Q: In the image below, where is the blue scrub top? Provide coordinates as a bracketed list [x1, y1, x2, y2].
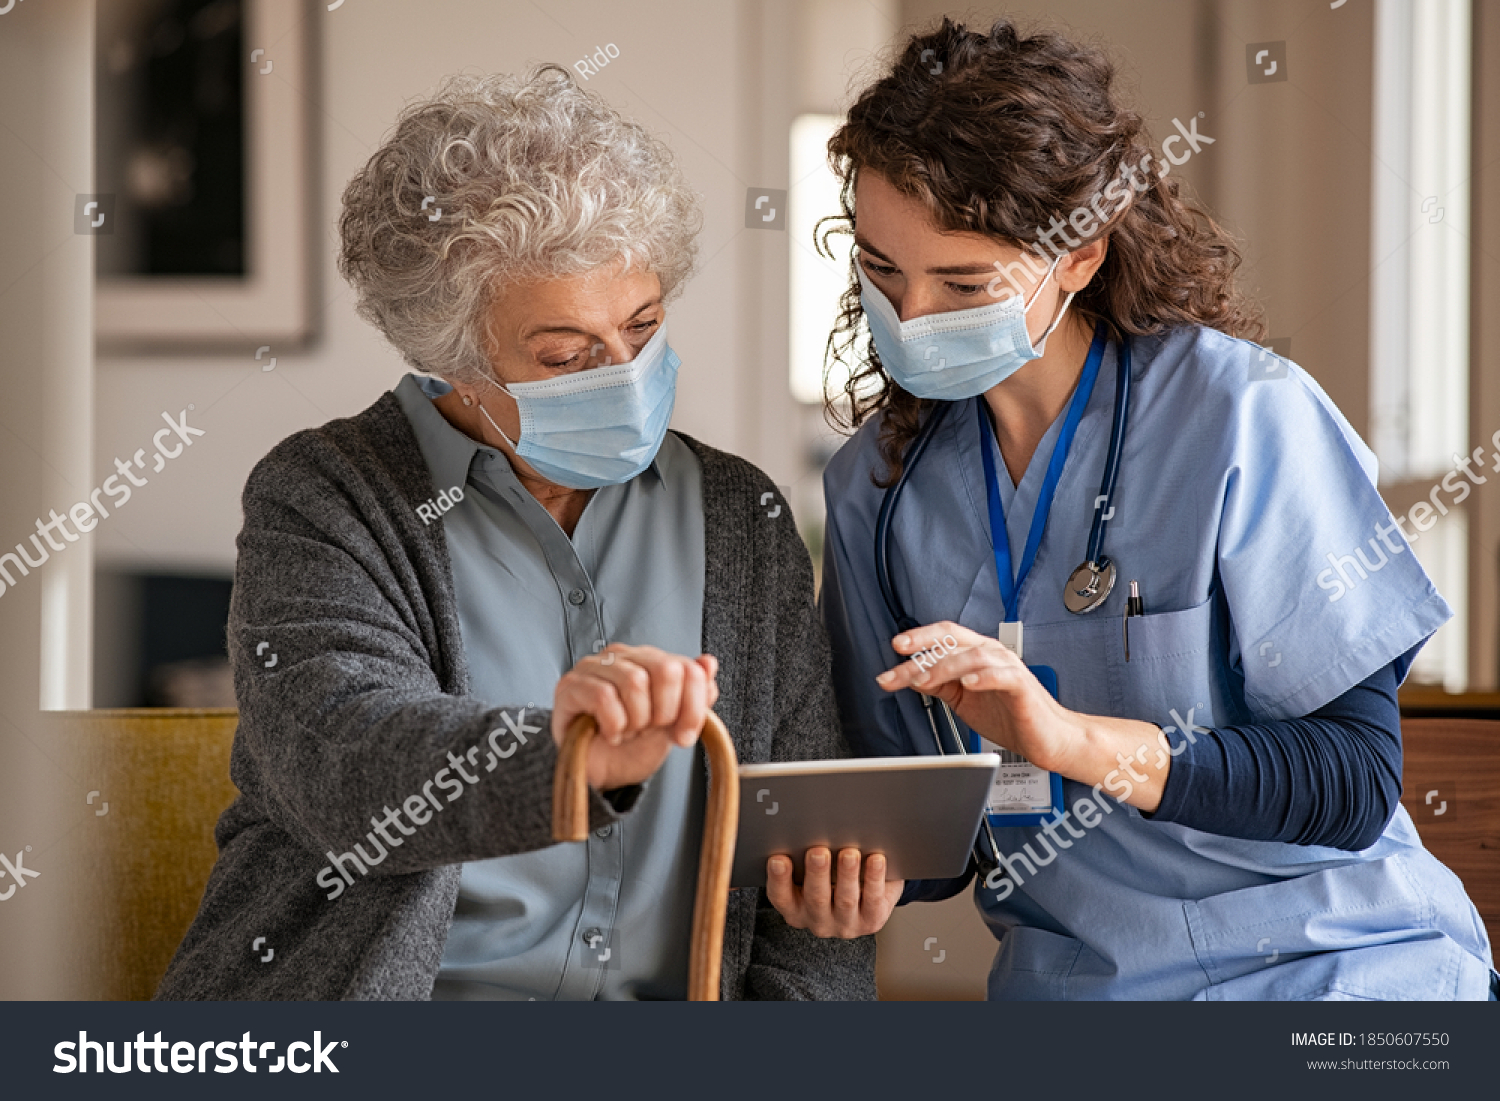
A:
[821, 325, 1494, 1000]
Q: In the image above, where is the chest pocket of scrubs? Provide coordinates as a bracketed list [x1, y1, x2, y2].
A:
[1107, 597, 1222, 733]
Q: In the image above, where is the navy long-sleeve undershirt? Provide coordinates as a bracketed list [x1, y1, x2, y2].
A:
[899, 650, 1410, 905]
[1150, 656, 1404, 851]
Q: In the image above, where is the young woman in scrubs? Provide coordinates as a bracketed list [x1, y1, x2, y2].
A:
[818, 19, 1497, 1000]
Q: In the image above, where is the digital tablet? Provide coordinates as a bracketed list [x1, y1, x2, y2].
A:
[730, 754, 1000, 888]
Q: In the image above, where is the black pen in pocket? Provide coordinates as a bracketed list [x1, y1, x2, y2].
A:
[1124, 580, 1144, 661]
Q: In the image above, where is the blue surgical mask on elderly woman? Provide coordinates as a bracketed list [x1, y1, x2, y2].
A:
[476, 323, 681, 489]
[857, 254, 1075, 401]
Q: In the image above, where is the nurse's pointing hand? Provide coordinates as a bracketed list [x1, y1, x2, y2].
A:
[766, 847, 903, 938]
[878, 622, 1080, 776]
[878, 623, 1171, 812]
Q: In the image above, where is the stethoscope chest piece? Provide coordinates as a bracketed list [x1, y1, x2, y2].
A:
[1064, 557, 1116, 614]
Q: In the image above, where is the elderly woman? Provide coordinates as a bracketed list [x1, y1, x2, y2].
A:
[155, 66, 895, 1001]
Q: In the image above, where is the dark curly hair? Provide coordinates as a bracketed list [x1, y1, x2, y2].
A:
[820, 18, 1265, 484]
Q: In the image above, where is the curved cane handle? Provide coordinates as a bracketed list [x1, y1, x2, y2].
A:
[551, 711, 739, 1001]
[551, 713, 605, 844]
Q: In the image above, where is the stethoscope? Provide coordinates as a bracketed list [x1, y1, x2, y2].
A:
[873, 328, 1132, 872]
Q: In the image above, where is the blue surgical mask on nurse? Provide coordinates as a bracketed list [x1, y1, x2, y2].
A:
[857, 252, 1076, 400]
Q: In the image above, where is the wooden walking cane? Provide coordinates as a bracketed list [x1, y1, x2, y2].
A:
[552, 711, 740, 1001]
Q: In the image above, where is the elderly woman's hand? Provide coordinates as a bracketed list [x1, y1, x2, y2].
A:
[551, 644, 720, 791]
[767, 848, 904, 938]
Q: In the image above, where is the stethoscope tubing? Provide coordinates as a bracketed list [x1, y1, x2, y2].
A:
[1084, 332, 1131, 567]
[874, 400, 950, 634]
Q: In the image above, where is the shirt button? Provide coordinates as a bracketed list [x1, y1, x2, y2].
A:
[583, 928, 604, 948]
[595, 825, 613, 839]
[568, 588, 586, 605]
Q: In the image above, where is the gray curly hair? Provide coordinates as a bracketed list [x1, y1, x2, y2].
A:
[338, 65, 701, 384]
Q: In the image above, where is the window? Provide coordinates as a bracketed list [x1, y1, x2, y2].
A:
[788, 113, 851, 406]
[1370, 0, 1472, 689]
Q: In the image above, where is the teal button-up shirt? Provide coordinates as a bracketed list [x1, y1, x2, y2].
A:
[394, 373, 706, 1000]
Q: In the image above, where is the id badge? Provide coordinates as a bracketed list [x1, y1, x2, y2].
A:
[970, 663, 1066, 827]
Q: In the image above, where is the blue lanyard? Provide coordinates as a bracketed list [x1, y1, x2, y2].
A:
[978, 322, 1109, 622]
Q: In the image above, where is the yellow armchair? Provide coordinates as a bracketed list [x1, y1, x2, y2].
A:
[47, 709, 238, 1001]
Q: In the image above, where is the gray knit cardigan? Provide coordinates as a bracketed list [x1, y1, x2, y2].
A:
[154, 392, 877, 1000]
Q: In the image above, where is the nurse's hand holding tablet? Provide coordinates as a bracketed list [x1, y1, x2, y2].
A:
[877, 624, 1168, 812]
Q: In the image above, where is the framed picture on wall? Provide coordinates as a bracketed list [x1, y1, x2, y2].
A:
[94, 0, 313, 350]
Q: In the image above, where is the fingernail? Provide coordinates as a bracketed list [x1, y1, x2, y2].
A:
[809, 851, 827, 868]
[872, 855, 885, 872]
[894, 634, 910, 649]
[841, 851, 857, 867]
[912, 669, 928, 684]
[962, 673, 978, 686]
[876, 670, 895, 685]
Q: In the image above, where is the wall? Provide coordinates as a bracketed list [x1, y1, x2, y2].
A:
[0, 0, 99, 1000]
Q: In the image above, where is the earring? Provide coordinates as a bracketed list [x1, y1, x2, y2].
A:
[462, 395, 473, 407]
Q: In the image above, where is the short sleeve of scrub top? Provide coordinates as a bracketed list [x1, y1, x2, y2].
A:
[820, 325, 1493, 1000]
